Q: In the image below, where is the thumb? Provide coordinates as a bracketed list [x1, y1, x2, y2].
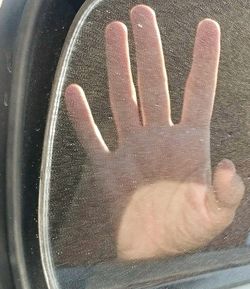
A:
[212, 159, 245, 210]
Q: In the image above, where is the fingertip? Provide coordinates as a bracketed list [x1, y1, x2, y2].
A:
[214, 159, 236, 190]
[196, 18, 221, 48]
[131, 4, 155, 15]
[105, 21, 127, 36]
[65, 84, 86, 116]
[213, 159, 244, 209]
[216, 159, 236, 174]
[213, 168, 245, 210]
[130, 4, 156, 22]
[198, 18, 220, 33]
[105, 21, 128, 51]
[65, 83, 83, 99]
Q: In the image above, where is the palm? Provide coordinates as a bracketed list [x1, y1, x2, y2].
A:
[65, 5, 244, 260]
[99, 124, 209, 188]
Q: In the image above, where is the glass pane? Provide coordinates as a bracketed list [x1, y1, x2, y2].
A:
[39, 0, 250, 288]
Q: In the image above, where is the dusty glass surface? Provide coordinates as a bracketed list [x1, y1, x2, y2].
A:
[39, 0, 250, 288]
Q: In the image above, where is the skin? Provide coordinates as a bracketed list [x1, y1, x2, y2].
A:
[64, 5, 245, 261]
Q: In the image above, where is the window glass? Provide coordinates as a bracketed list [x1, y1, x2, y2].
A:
[39, 0, 250, 288]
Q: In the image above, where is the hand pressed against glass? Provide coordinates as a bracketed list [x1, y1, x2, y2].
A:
[65, 5, 245, 260]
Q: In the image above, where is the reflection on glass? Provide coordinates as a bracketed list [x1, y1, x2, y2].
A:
[39, 1, 250, 288]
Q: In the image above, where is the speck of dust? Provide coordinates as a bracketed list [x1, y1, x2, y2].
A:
[137, 23, 143, 28]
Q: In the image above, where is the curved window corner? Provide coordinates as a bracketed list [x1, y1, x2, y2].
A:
[5, 0, 81, 289]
